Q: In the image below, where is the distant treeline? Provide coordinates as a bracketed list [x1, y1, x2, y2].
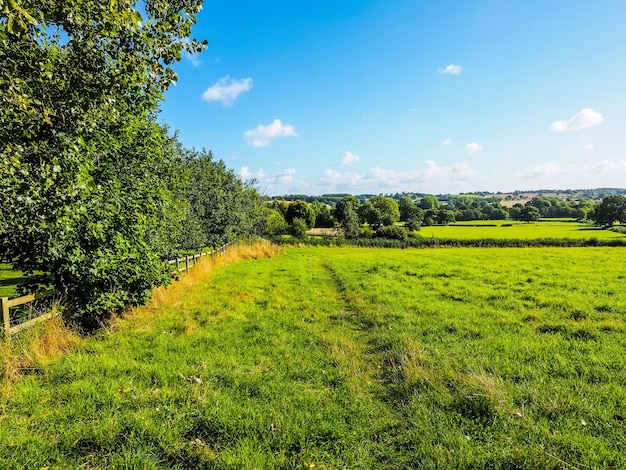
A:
[263, 193, 626, 241]
[274, 188, 626, 205]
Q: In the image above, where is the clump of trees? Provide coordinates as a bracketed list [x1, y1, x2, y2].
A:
[266, 192, 623, 242]
[0, 0, 262, 328]
[589, 195, 626, 227]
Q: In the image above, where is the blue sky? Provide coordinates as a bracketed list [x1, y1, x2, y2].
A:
[159, 0, 626, 196]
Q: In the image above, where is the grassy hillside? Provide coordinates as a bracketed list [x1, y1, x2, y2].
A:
[1, 244, 625, 468]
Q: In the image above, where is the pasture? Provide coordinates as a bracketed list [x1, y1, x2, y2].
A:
[0, 264, 23, 298]
[1, 244, 625, 468]
[417, 219, 622, 240]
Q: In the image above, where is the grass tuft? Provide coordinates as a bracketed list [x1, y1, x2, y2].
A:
[0, 307, 80, 392]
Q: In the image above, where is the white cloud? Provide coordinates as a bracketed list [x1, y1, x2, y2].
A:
[522, 159, 626, 180]
[339, 151, 360, 166]
[239, 166, 267, 180]
[202, 76, 253, 105]
[522, 163, 561, 179]
[584, 144, 595, 151]
[268, 168, 297, 185]
[550, 108, 604, 132]
[320, 160, 478, 193]
[243, 119, 298, 148]
[466, 142, 484, 155]
[439, 64, 462, 75]
[441, 138, 452, 146]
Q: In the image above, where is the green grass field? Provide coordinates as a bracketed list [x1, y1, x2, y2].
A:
[1, 245, 625, 468]
[0, 263, 24, 298]
[416, 219, 623, 240]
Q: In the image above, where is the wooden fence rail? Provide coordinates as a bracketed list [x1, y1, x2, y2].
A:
[1, 243, 232, 338]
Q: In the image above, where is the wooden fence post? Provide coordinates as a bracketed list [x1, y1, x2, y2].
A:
[185, 255, 189, 273]
[2, 297, 10, 339]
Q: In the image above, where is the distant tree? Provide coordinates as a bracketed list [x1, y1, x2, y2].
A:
[418, 195, 441, 210]
[340, 208, 361, 239]
[262, 208, 289, 236]
[589, 195, 626, 227]
[398, 196, 425, 222]
[405, 218, 421, 232]
[285, 200, 316, 228]
[518, 206, 541, 223]
[527, 197, 552, 217]
[436, 210, 456, 225]
[333, 196, 361, 222]
[358, 196, 400, 229]
[311, 201, 334, 228]
[508, 203, 524, 221]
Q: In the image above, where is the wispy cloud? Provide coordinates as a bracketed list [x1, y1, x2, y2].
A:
[321, 160, 478, 193]
[202, 76, 253, 105]
[441, 138, 452, 146]
[243, 119, 298, 148]
[439, 64, 462, 75]
[550, 108, 604, 132]
[522, 159, 626, 180]
[183, 50, 201, 67]
[339, 151, 360, 166]
[522, 163, 561, 179]
[466, 142, 484, 155]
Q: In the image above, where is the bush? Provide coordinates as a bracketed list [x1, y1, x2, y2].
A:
[405, 218, 421, 232]
[374, 226, 408, 240]
[289, 218, 309, 238]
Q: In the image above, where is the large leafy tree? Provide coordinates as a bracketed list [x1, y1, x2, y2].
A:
[358, 195, 400, 229]
[0, 0, 206, 325]
[285, 200, 316, 229]
[589, 195, 626, 227]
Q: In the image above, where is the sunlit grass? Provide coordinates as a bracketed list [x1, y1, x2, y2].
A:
[416, 219, 623, 239]
[0, 263, 23, 297]
[1, 244, 625, 468]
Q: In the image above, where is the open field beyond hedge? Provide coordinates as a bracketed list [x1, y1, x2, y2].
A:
[416, 219, 624, 240]
[1, 245, 625, 468]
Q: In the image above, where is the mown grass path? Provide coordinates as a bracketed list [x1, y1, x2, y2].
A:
[1, 246, 625, 468]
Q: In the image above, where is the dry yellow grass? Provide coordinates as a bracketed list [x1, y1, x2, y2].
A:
[0, 308, 80, 393]
[122, 240, 281, 321]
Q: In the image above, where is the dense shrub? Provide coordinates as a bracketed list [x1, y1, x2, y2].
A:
[374, 226, 408, 240]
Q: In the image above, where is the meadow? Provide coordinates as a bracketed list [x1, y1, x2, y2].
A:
[0, 264, 23, 298]
[415, 219, 622, 240]
[1, 243, 625, 468]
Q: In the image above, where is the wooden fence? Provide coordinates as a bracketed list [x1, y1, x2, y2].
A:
[1, 243, 232, 338]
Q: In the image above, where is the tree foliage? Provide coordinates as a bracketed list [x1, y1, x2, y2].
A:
[589, 195, 626, 227]
[176, 149, 262, 250]
[285, 200, 316, 229]
[0, 0, 268, 328]
[358, 196, 400, 229]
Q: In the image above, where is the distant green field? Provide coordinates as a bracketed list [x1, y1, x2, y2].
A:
[1, 245, 624, 468]
[0, 264, 23, 298]
[416, 219, 623, 240]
